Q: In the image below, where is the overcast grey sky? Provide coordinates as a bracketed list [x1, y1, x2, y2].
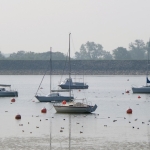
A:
[1, 0, 150, 56]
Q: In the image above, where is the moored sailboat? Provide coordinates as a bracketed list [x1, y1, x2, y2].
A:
[35, 48, 74, 102]
[53, 33, 97, 113]
[132, 40, 150, 93]
[54, 100, 97, 113]
[58, 78, 88, 89]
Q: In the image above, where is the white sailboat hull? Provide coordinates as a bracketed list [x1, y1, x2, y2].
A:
[53, 104, 97, 113]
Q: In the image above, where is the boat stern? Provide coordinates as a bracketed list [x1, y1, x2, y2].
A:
[89, 104, 97, 113]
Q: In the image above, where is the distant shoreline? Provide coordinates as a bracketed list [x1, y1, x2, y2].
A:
[0, 70, 146, 75]
[0, 60, 148, 75]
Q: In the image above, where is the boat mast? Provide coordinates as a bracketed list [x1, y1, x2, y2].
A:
[69, 33, 71, 97]
[50, 47, 52, 94]
[146, 40, 150, 86]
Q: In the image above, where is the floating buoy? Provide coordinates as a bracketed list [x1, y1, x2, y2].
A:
[127, 108, 132, 114]
[79, 89, 81, 92]
[15, 114, 21, 120]
[11, 98, 15, 102]
[41, 107, 47, 113]
[126, 90, 129, 93]
[138, 96, 141, 98]
[62, 100, 66, 105]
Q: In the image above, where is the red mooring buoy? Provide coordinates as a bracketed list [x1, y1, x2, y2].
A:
[15, 114, 21, 120]
[11, 98, 15, 102]
[138, 96, 141, 98]
[127, 108, 132, 114]
[41, 107, 47, 113]
[62, 100, 66, 105]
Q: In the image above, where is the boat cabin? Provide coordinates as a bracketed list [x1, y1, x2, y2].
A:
[47, 93, 60, 97]
[0, 88, 6, 91]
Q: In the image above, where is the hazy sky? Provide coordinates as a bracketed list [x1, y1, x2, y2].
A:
[1, 0, 150, 56]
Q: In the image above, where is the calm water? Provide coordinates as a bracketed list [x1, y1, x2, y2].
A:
[0, 75, 150, 150]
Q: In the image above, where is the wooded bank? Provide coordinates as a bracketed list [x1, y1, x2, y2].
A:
[0, 60, 148, 75]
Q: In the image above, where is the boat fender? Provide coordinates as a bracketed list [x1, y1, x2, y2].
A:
[62, 100, 66, 104]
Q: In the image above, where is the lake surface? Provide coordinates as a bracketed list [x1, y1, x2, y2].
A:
[0, 75, 150, 150]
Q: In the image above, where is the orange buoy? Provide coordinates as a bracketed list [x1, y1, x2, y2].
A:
[127, 108, 132, 114]
[62, 100, 66, 105]
[15, 114, 21, 119]
[11, 98, 15, 102]
[41, 107, 47, 113]
[138, 96, 141, 98]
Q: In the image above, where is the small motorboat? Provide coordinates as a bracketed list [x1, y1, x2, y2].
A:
[0, 84, 18, 97]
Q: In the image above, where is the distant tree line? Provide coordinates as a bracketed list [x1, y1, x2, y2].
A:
[75, 39, 150, 60]
[1, 39, 150, 60]
[2, 51, 67, 60]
